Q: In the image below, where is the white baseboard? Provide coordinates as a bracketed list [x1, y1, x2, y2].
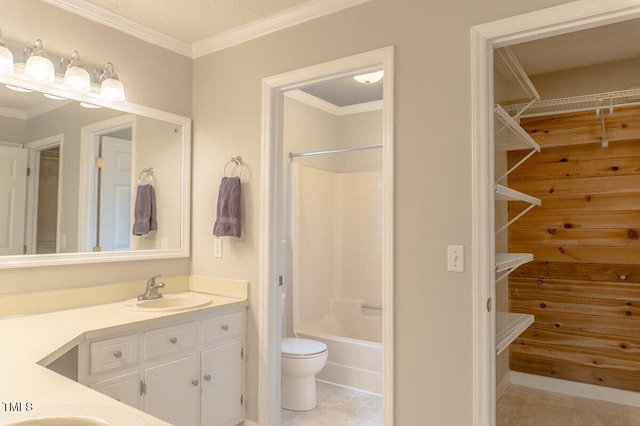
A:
[496, 370, 511, 400]
[243, 420, 259, 426]
[510, 371, 640, 407]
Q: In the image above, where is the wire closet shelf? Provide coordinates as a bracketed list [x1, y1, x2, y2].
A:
[502, 87, 640, 118]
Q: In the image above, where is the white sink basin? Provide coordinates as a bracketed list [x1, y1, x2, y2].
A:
[0, 406, 148, 426]
[6, 417, 107, 426]
[123, 292, 213, 312]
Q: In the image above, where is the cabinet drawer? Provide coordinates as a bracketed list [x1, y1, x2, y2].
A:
[202, 311, 243, 345]
[144, 322, 196, 359]
[90, 334, 138, 374]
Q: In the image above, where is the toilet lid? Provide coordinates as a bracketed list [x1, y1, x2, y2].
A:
[282, 338, 327, 356]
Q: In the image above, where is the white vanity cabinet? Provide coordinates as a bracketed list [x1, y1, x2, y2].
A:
[144, 354, 200, 426]
[78, 307, 246, 426]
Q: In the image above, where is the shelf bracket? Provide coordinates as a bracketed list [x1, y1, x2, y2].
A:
[496, 203, 537, 234]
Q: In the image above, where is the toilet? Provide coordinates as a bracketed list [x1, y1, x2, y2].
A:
[281, 293, 328, 411]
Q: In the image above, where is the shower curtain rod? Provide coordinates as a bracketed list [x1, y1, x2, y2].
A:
[289, 144, 382, 160]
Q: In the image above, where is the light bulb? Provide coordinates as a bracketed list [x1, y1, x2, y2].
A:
[0, 28, 13, 73]
[24, 39, 54, 83]
[99, 62, 125, 101]
[63, 51, 91, 92]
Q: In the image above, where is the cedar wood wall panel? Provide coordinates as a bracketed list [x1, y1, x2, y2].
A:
[508, 106, 640, 392]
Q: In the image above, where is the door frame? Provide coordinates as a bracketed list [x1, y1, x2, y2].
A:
[24, 134, 64, 254]
[259, 46, 394, 425]
[78, 114, 136, 252]
[471, 1, 640, 425]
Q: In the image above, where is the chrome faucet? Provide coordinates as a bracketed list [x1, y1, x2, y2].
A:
[138, 275, 165, 300]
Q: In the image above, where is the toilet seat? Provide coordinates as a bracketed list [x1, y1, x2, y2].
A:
[282, 337, 327, 358]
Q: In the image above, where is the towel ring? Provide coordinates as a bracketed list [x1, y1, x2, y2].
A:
[223, 156, 242, 178]
[138, 167, 154, 185]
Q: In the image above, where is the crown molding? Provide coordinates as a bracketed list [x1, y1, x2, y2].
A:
[40, 0, 192, 57]
[339, 99, 383, 115]
[42, 0, 370, 59]
[26, 100, 73, 120]
[0, 106, 25, 120]
[191, 0, 372, 58]
[286, 89, 382, 116]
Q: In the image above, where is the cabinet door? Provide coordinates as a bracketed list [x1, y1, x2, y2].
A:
[144, 355, 200, 426]
[89, 371, 140, 408]
[201, 340, 244, 426]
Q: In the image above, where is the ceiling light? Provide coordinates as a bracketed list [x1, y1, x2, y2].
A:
[43, 93, 66, 100]
[0, 28, 13, 73]
[80, 102, 101, 109]
[24, 39, 55, 83]
[353, 70, 383, 85]
[5, 85, 32, 93]
[99, 62, 125, 101]
[64, 51, 91, 92]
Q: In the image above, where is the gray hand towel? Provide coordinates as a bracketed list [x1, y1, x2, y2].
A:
[213, 176, 241, 238]
[132, 184, 157, 236]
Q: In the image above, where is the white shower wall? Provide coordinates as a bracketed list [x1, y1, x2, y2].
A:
[293, 163, 382, 328]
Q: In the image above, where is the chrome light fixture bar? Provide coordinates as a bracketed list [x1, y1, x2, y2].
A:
[0, 28, 126, 102]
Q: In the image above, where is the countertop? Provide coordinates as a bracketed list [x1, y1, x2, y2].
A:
[0, 291, 248, 425]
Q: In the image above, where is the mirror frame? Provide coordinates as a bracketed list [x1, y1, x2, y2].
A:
[0, 71, 191, 268]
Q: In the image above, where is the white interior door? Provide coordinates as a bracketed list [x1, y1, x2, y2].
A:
[99, 136, 131, 251]
[0, 145, 28, 255]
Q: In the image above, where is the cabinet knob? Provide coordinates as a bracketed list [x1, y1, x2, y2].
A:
[113, 350, 123, 358]
[169, 337, 178, 344]
[192, 379, 199, 386]
[221, 324, 229, 331]
[203, 374, 212, 381]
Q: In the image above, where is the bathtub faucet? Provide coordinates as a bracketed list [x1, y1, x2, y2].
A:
[138, 275, 165, 300]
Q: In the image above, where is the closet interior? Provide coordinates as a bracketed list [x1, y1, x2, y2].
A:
[493, 19, 640, 420]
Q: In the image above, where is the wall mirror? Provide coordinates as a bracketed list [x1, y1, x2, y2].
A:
[0, 73, 190, 268]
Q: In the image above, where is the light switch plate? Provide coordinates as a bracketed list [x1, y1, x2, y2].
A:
[214, 237, 222, 258]
[447, 245, 464, 272]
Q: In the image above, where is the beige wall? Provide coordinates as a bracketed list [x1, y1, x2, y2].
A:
[191, 0, 573, 423]
[532, 56, 640, 99]
[0, 0, 192, 295]
[336, 110, 382, 172]
[0, 116, 26, 144]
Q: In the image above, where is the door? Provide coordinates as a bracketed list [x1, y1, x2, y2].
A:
[89, 371, 140, 408]
[0, 145, 28, 255]
[201, 341, 244, 426]
[144, 355, 199, 426]
[99, 136, 131, 251]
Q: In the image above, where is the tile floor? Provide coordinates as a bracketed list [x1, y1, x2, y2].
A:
[281, 382, 382, 425]
[498, 384, 640, 425]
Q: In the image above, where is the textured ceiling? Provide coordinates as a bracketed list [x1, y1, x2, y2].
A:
[82, 0, 313, 43]
[302, 73, 383, 107]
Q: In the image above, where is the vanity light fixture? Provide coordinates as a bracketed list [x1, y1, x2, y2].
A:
[353, 70, 383, 85]
[0, 28, 13, 73]
[63, 51, 91, 92]
[24, 39, 55, 83]
[99, 62, 125, 101]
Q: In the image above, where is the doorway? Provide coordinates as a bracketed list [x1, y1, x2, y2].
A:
[24, 134, 64, 254]
[79, 114, 135, 252]
[471, 1, 640, 425]
[259, 47, 394, 425]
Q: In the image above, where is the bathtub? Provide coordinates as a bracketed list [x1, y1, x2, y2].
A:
[295, 298, 382, 395]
